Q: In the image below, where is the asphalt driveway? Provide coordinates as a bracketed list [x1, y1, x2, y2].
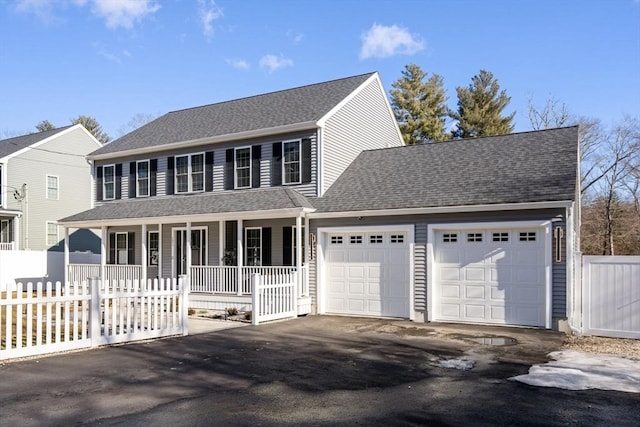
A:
[0, 316, 638, 426]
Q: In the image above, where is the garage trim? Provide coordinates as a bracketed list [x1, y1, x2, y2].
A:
[317, 225, 415, 320]
[427, 220, 553, 328]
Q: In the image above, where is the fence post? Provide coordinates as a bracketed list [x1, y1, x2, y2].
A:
[180, 275, 190, 336]
[251, 273, 260, 326]
[89, 276, 101, 347]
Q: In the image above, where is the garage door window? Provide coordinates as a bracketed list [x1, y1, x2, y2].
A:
[369, 235, 383, 244]
[519, 231, 537, 241]
[350, 235, 363, 244]
[443, 233, 457, 243]
[330, 236, 343, 245]
[467, 233, 483, 242]
[492, 232, 509, 242]
[391, 234, 405, 243]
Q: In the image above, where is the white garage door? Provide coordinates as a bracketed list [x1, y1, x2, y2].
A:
[324, 230, 410, 318]
[434, 228, 546, 327]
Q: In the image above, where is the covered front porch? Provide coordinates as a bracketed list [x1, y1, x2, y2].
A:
[0, 210, 21, 251]
[60, 192, 315, 315]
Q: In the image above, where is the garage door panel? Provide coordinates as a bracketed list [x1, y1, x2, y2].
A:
[347, 265, 365, 279]
[327, 250, 347, 263]
[348, 251, 366, 263]
[435, 227, 546, 327]
[347, 298, 366, 313]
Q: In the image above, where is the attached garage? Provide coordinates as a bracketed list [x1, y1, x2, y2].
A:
[319, 226, 413, 318]
[429, 222, 551, 328]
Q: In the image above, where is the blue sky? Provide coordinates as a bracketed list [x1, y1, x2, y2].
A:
[1, 0, 638, 140]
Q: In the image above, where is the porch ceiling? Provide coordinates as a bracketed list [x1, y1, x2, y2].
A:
[58, 187, 315, 228]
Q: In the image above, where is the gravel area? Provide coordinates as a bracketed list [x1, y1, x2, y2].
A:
[562, 334, 640, 358]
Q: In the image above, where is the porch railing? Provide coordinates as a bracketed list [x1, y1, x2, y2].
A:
[190, 265, 308, 297]
[0, 242, 15, 251]
[67, 264, 142, 285]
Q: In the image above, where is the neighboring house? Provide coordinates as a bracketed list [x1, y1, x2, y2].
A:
[58, 72, 580, 331]
[0, 125, 102, 252]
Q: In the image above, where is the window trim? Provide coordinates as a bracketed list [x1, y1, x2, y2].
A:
[136, 160, 150, 198]
[174, 153, 205, 194]
[148, 231, 159, 266]
[115, 232, 129, 265]
[103, 164, 116, 201]
[46, 174, 59, 200]
[1, 219, 12, 243]
[282, 139, 302, 185]
[46, 221, 58, 246]
[244, 227, 262, 266]
[234, 146, 252, 189]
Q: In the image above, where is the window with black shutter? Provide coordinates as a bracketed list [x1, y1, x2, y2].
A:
[272, 142, 282, 186]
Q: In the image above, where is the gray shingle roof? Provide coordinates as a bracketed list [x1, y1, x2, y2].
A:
[0, 125, 74, 159]
[91, 73, 375, 156]
[60, 188, 314, 223]
[312, 126, 579, 212]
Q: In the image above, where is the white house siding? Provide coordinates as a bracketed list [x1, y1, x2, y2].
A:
[310, 208, 569, 328]
[321, 78, 403, 194]
[5, 127, 98, 251]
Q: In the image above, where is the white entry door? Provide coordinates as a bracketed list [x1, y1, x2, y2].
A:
[433, 227, 547, 327]
[324, 230, 410, 318]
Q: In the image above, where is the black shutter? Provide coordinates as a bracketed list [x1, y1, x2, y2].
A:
[96, 166, 103, 201]
[166, 157, 174, 195]
[205, 151, 214, 192]
[129, 162, 136, 198]
[150, 159, 157, 196]
[127, 232, 135, 265]
[115, 163, 122, 199]
[283, 226, 293, 266]
[272, 142, 282, 186]
[108, 233, 115, 264]
[302, 138, 312, 184]
[224, 221, 237, 265]
[262, 227, 272, 266]
[251, 145, 261, 188]
[225, 149, 234, 190]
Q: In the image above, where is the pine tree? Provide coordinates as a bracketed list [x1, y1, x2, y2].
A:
[390, 64, 449, 144]
[71, 115, 111, 144]
[451, 70, 515, 138]
[35, 120, 55, 132]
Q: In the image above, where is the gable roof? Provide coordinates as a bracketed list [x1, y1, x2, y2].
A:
[0, 125, 75, 159]
[90, 72, 376, 158]
[312, 126, 579, 213]
[60, 188, 314, 226]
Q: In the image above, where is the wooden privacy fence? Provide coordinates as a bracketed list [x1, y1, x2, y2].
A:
[0, 277, 189, 361]
[251, 273, 297, 325]
[582, 255, 640, 339]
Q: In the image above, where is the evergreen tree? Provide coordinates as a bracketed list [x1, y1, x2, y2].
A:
[35, 120, 55, 132]
[71, 115, 110, 144]
[451, 70, 515, 138]
[390, 64, 449, 144]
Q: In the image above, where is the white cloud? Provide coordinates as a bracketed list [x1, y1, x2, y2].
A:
[198, 0, 223, 37]
[259, 54, 293, 73]
[225, 58, 250, 70]
[286, 30, 303, 44]
[90, 0, 160, 29]
[15, 0, 58, 24]
[360, 23, 425, 59]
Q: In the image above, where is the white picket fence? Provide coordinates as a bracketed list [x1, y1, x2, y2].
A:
[0, 277, 189, 361]
[250, 273, 297, 325]
[582, 255, 640, 339]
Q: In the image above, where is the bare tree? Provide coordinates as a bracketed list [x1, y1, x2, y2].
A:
[527, 95, 570, 130]
[117, 113, 159, 138]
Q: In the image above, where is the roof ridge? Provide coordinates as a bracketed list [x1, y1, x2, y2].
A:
[164, 72, 377, 115]
[0, 124, 75, 144]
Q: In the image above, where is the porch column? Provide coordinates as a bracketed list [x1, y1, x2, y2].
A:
[158, 223, 163, 279]
[13, 216, 20, 250]
[218, 220, 224, 266]
[304, 215, 310, 297]
[237, 219, 243, 296]
[186, 222, 192, 279]
[100, 226, 107, 282]
[141, 223, 147, 284]
[296, 215, 303, 297]
[64, 227, 69, 285]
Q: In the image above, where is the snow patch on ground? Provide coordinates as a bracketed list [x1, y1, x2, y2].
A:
[438, 358, 475, 370]
[511, 350, 640, 393]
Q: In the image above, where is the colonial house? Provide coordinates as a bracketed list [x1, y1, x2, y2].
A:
[59, 72, 580, 331]
[0, 125, 102, 252]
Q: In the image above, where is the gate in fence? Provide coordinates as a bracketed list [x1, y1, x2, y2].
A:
[0, 277, 189, 361]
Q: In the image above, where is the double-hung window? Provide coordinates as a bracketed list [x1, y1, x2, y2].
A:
[283, 140, 301, 184]
[46, 222, 58, 246]
[136, 160, 150, 197]
[116, 232, 128, 265]
[103, 165, 115, 200]
[1, 219, 12, 243]
[175, 154, 204, 193]
[46, 175, 59, 200]
[148, 231, 159, 266]
[235, 147, 251, 189]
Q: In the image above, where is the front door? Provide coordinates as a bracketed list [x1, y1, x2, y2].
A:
[175, 228, 207, 276]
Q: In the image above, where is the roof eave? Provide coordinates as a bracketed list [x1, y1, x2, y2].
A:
[89, 121, 319, 161]
[308, 200, 574, 219]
